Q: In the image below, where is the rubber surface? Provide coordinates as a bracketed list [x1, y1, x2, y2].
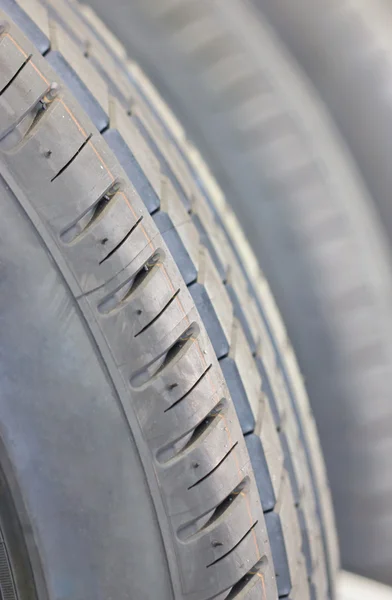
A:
[82, 0, 392, 589]
[0, 0, 337, 598]
[246, 0, 392, 585]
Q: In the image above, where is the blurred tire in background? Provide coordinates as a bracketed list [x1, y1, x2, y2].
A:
[85, 0, 392, 586]
[248, 0, 392, 584]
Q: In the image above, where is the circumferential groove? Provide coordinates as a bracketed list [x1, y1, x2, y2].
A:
[134, 287, 180, 337]
[224, 557, 267, 599]
[130, 322, 199, 388]
[61, 180, 120, 244]
[0, 53, 32, 96]
[164, 363, 212, 412]
[99, 215, 143, 264]
[188, 441, 238, 491]
[206, 520, 258, 569]
[51, 134, 92, 182]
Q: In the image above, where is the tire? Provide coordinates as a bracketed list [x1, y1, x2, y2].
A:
[0, 1, 337, 599]
[242, 0, 392, 585]
[82, 0, 392, 589]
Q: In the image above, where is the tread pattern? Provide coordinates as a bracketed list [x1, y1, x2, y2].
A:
[0, 0, 337, 598]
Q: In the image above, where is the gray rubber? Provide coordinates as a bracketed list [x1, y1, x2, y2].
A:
[0, 1, 337, 599]
[247, 0, 392, 585]
[81, 0, 392, 589]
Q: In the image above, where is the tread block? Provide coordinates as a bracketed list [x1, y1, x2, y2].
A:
[14, 97, 87, 176]
[192, 212, 226, 282]
[46, 48, 108, 131]
[50, 0, 132, 98]
[127, 57, 187, 150]
[108, 98, 162, 200]
[192, 193, 228, 279]
[181, 483, 259, 566]
[0, 0, 49, 53]
[190, 282, 229, 359]
[134, 112, 192, 211]
[246, 405, 286, 515]
[143, 365, 225, 452]
[155, 211, 198, 284]
[226, 283, 257, 355]
[62, 188, 152, 292]
[287, 560, 311, 600]
[280, 431, 301, 505]
[48, 17, 108, 115]
[297, 504, 313, 583]
[0, 30, 30, 89]
[159, 401, 247, 513]
[133, 96, 195, 200]
[256, 356, 282, 428]
[46, 19, 109, 131]
[220, 357, 255, 435]
[46, 0, 133, 104]
[18, 0, 50, 40]
[257, 400, 285, 503]
[88, 50, 127, 106]
[181, 519, 266, 599]
[0, 57, 49, 140]
[46, 0, 92, 46]
[79, 4, 126, 60]
[230, 319, 262, 422]
[88, 44, 133, 104]
[189, 248, 232, 358]
[245, 433, 275, 511]
[104, 127, 160, 213]
[198, 246, 232, 346]
[32, 133, 115, 226]
[89, 256, 195, 370]
[154, 177, 199, 284]
[265, 474, 302, 597]
[173, 479, 268, 598]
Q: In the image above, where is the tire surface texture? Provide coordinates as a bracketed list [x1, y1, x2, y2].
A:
[0, 1, 337, 599]
[248, 0, 392, 585]
[82, 0, 392, 587]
